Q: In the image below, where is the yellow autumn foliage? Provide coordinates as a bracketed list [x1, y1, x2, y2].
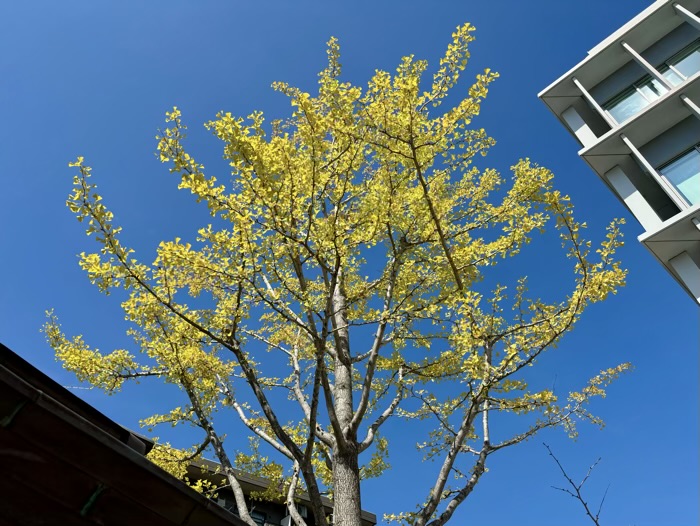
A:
[45, 23, 629, 526]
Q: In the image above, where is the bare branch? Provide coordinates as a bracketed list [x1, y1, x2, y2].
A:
[351, 236, 404, 432]
[359, 374, 406, 452]
[544, 443, 606, 526]
[286, 461, 310, 526]
[218, 379, 293, 459]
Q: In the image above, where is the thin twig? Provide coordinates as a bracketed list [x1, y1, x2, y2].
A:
[544, 443, 606, 526]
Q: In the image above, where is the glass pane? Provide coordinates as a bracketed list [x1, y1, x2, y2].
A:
[251, 511, 266, 526]
[638, 78, 667, 101]
[660, 149, 700, 206]
[662, 68, 684, 86]
[606, 89, 649, 123]
[672, 47, 700, 79]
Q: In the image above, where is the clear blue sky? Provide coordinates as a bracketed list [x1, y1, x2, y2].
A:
[1, 1, 697, 525]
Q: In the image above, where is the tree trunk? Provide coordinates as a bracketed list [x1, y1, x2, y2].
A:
[333, 446, 363, 526]
[330, 271, 363, 526]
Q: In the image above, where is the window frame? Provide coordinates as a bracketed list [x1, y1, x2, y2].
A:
[603, 77, 664, 123]
[666, 38, 700, 80]
[658, 143, 700, 208]
[602, 39, 700, 125]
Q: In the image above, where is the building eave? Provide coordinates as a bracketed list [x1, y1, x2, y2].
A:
[0, 342, 248, 526]
[539, 0, 700, 116]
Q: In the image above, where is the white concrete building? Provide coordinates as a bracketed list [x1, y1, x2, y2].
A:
[540, 0, 700, 304]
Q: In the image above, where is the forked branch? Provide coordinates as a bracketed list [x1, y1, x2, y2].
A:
[544, 443, 608, 526]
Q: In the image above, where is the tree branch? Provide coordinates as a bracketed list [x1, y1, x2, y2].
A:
[544, 443, 606, 526]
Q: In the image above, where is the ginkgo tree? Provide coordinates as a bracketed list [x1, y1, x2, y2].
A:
[45, 24, 629, 526]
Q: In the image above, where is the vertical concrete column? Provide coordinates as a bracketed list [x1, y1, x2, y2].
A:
[673, 3, 700, 31]
[680, 94, 700, 120]
[572, 77, 617, 127]
[605, 166, 662, 231]
[620, 134, 689, 209]
[669, 251, 700, 303]
[621, 41, 675, 90]
[562, 106, 598, 147]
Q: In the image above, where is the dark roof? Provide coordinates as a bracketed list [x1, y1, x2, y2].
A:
[0, 342, 247, 526]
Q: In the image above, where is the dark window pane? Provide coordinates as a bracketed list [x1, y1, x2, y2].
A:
[251, 510, 267, 526]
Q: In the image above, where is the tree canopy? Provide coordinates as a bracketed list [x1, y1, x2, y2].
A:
[45, 24, 629, 526]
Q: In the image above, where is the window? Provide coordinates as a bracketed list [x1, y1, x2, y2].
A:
[603, 40, 700, 124]
[605, 77, 667, 123]
[671, 40, 700, 79]
[659, 145, 700, 206]
[661, 67, 684, 86]
[251, 510, 268, 526]
[217, 496, 237, 513]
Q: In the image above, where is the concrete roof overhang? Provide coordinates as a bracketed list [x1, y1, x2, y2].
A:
[640, 204, 700, 261]
[639, 204, 700, 302]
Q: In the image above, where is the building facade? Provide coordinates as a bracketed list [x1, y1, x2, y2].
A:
[540, 0, 700, 304]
